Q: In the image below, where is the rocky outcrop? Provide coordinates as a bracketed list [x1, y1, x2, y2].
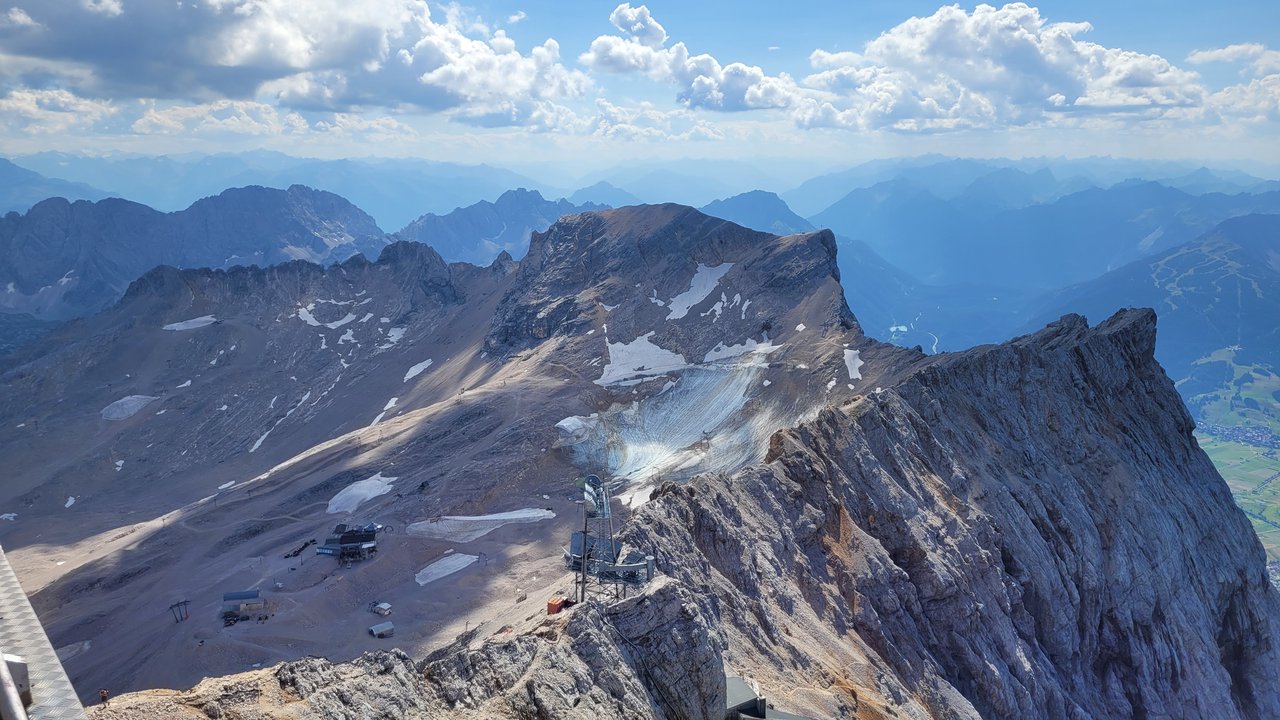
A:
[87, 577, 725, 720]
[622, 308, 1280, 719]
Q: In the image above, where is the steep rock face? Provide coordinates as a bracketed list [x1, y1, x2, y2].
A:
[88, 577, 725, 720]
[0, 185, 387, 322]
[622, 309, 1280, 719]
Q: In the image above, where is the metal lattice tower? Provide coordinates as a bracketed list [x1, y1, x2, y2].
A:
[573, 474, 625, 602]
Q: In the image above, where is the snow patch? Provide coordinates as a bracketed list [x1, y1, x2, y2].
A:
[407, 509, 555, 543]
[327, 472, 398, 514]
[404, 359, 433, 382]
[795, 323, 806, 332]
[338, 328, 355, 345]
[64, 497, 75, 509]
[666, 263, 733, 320]
[163, 315, 217, 331]
[595, 332, 687, 386]
[702, 336, 780, 363]
[414, 554, 478, 586]
[843, 349, 864, 380]
[176, 379, 191, 388]
[359, 313, 375, 323]
[0, 514, 14, 521]
[114, 460, 124, 472]
[369, 397, 398, 427]
[101, 395, 159, 420]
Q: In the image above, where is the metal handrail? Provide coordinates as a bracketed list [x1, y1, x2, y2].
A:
[0, 647, 28, 720]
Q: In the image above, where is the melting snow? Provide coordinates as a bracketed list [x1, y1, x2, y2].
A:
[889, 325, 908, 333]
[826, 379, 837, 392]
[762, 379, 772, 387]
[0, 514, 14, 521]
[380, 317, 390, 323]
[369, 397, 398, 427]
[114, 460, 124, 472]
[101, 395, 159, 420]
[177, 380, 191, 388]
[666, 263, 733, 320]
[163, 315, 217, 331]
[64, 497, 75, 509]
[327, 471, 398, 514]
[338, 328, 355, 345]
[404, 359, 433, 382]
[297, 305, 322, 327]
[406, 509, 555, 543]
[360, 313, 375, 323]
[843, 349, 864, 380]
[648, 290, 665, 307]
[414, 554, 479, 586]
[703, 336, 779, 363]
[596, 332, 688, 386]
[379, 327, 406, 349]
[218, 480, 236, 490]
[601, 302, 619, 312]
[795, 323, 806, 332]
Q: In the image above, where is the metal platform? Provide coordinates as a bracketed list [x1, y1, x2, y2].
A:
[0, 547, 86, 719]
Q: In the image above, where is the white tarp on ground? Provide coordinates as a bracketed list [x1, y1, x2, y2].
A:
[414, 553, 479, 586]
[406, 509, 555, 543]
[101, 395, 159, 420]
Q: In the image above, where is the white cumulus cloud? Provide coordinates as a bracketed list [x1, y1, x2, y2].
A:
[581, 3, 796, 111]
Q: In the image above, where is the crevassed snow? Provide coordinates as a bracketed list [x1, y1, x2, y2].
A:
[163, 315, 217, 331]
[406, 509, 555, 543]
[101, 395, 159, 420]
[404, 359, 433, 382]
[64, 497, 75, 508]
[176, 380, 191, 388]
[369, 397, 398, 427]
[843, 349, 864, 380]
[414, 554, 478, 586]
[666, 263, 733, 320]
[595, 332, 688, 386]
[327, 471, 398, 514]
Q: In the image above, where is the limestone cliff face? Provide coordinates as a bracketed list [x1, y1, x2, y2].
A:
[622, 308, 1280, 719]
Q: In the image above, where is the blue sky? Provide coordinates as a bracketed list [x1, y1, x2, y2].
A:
[0, 1, 1276, 172]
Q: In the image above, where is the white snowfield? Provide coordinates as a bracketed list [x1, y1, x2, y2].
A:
[844, 349, 864, 380]
[326, 472, 397, 514]
[414, 554, 479, 586]
[406, 509, 555, 543]
[666, 263, 733, 320]
[404, 359, 433, 382]
[595, 332, 688, 386]
[101, 395, 159, 420]
[163, 315, 217, 331]
[369, 397, 398, 427]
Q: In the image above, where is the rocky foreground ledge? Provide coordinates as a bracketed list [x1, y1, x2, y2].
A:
[89, 309, 1280, 720]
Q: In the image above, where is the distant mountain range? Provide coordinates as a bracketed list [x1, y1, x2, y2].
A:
[9, 152, 551, 230]
[0, 159, 110, 215]
[396, 189, 603, 265]
[812, 179, 1280, 289]
[699, 190, 814, 236]
[0, 185, 386, 322]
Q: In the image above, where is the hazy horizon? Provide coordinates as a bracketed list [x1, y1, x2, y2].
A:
[1, 1, 1278, 175]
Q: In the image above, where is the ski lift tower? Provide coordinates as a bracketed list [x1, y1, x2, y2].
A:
[571, 474, 624, 602]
